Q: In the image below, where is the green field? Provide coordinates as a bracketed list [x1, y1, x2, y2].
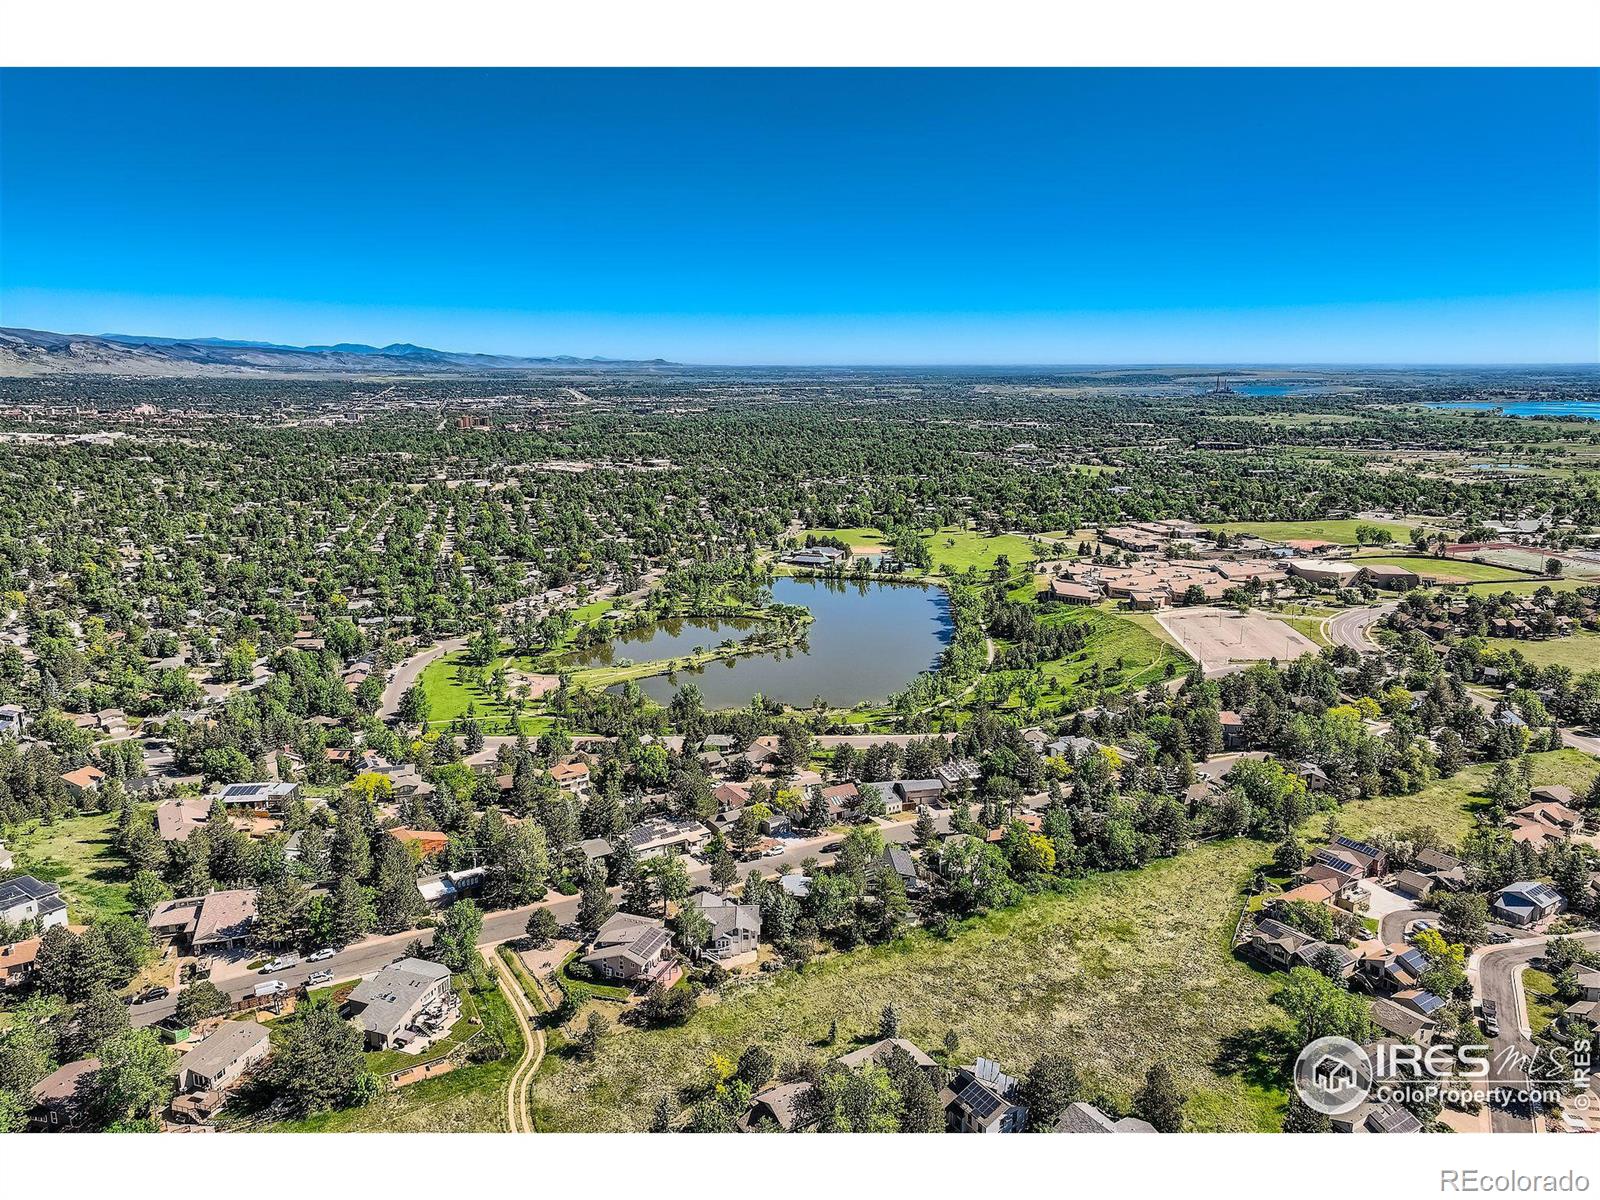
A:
[1209, 519, 1429, 546]
[1303, 750, 1597, 844]
[1349, 555, 1533, 585]
[797, 527, 1044, 577]
[417, 650, 553, 735]
[3, 810, 131, 923]
[1464, 578, 1595, 597]
[1484, 633, 1600, 673]
[1025, 606, 1191, 700]
[528, 839, 1291, 1133]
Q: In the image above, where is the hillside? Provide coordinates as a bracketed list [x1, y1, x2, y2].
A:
[0, 326, 673, 377]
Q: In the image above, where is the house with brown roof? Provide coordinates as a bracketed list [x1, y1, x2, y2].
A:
[60, 765, 106, 799]
[147, 889, 259, 952]
[177, 1019, 271, 1093]
[580, 911, 675, 984]
[28, 1057, 98, 1130]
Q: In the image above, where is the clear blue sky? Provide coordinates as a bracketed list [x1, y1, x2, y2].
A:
[2, 69, 1596, 364]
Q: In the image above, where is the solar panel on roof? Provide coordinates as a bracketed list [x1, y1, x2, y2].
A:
[957, 1080, 1002, 1119]
[1334, 835, 1379, 858]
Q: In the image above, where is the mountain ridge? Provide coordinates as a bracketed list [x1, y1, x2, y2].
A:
[0, 327, 674, 376]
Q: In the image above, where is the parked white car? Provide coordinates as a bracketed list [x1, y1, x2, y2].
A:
[306, 947, 336, 962]
[306, 969, 333, 987]
[260, 955, 300, 973]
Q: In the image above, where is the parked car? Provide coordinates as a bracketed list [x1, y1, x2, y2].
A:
[260, 955, 300, 974]
[306, 947, 336, 962]
[254, 979, 288, 998]
[1406, 920, 1436, 941]
[762, 845, 786, 857]
[1487, 930, 1514, 944]
[132, 985, 169, 1005]
[1481, 998, 1499, 1037]
[306, 969, 333, 987]
[821, 841, 843, 854]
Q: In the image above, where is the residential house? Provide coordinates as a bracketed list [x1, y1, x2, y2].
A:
[1, 936, 43, 988]
[836, 1037, 939, 1074]
[1412, 848, 1469, 891]
[0, 876, 67, 929]
[624, 815, 709, 860]
[550, 758, 592, 795]
[176, 1019, 271, 1093]
[1577, 970, 1600, 1002]
[686, 891, 761, 967]
[1390, 870, 1435, 903]
[943, 1058, 1029, 1133]
[896, 778, 945, 809]
[875, 846, 926, 895]
[415, 867, 488, 910]
[147, 889, 258, 952]
[28, 1058, 98, 1131]
[1492, 881, 1565, 927]
[215, 781, 299, 812]
[744, 735, 782, 771]
[60, 765, 105, 799]
[740, 1081, 816, 1132]
[580, 911, 675, 984]
[1369, 999, 1435, 1045]
[1332, 1100, 1423, 1134]
[1219, 711, 1246, 751]
[820, 782, 859, 818]
[935, 758, 982, 792]
[155, 797, 212, 843]
[861, 781, 903, 815]
[347, 957, 456, 1050]
[0, 702, 27, 736]
[1054, 1101, 1156, 1133]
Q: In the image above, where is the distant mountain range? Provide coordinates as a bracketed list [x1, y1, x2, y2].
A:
[0, 327, 674, 376]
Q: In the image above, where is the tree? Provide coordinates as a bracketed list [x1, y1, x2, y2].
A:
[175, 979, 230, 1026]
[1132, 1062, 1186, 1132]
[1275, 967, 1373, 1045]
[914, 807, 938, 847]
[1283, 1095, 1331, 1132]
[328, 872, 375, 946]
[1018, 1051, 1081, 1129]
[1442, 878, 1494, 946]
[735, 1044, 775, 1088]
[398, 684, 432, 727]
[577, 867, 615, 937]
[70, 984, 131, 1059]
[88, 1028, 174, 1130]
[879, 1003, 900, 1041]
[373, 837, 425, 934]
[576, 1010, 607, 1061]
[127, 870, 172, 917]
[525, 906, 559, 948]
[432, 900, 484, 976]
[270, 999, 378, 1117]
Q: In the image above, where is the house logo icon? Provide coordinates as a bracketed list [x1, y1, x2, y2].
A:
[1293, 1037, 1372, 1116]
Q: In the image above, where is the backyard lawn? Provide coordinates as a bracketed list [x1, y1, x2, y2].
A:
[1521, 968, 1562, 1038]
[3, 810, 131, 922]
[264, 976, 522, 1133]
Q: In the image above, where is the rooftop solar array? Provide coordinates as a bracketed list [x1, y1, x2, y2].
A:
[957, 1080, 1002, 1120]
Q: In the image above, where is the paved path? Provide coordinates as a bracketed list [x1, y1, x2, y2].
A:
[378, 636, 467, 720]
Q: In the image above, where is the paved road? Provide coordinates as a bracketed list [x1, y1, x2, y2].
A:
[1377, 907, 1440, 945]
[378, 636, 467, 720]
[131, 813, 949, 1029]
[1472, 930, 1600, 1133]
[1464, 689, 1600, 759]
[1325, 602, 1395, 653]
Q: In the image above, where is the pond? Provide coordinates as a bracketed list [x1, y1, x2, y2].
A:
[1426, 401, 1600, 420]
[590, 576, 953, 709]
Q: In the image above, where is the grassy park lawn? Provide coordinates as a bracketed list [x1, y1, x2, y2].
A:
[265, 976, 522, 1133]
[1208, 519, 1423, 546]
[1484, 632, 1600, 672]
[3, 810, 131, 922]
[416, 650, 552, 735]
[529, 839, 1294, 1133]
[797, 526, 890, 551]
[923, 528, 1042, 576]
[1464, 578, 1594, 597]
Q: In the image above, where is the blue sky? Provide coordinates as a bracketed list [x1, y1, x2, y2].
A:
[2, 69, 1596, 363]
